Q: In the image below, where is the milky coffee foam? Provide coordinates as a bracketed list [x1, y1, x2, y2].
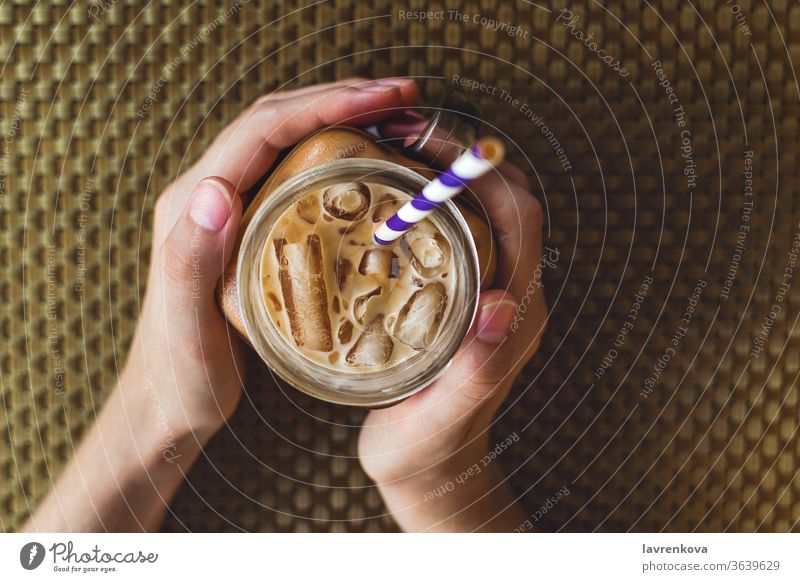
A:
[260, 181, 456, 372]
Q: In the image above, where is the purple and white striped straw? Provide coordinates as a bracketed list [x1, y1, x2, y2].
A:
[373, 137, 505, 245]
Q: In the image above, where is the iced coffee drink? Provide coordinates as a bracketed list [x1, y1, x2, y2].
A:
[260, 181, 456, 371]
[235, 158, 479, 406]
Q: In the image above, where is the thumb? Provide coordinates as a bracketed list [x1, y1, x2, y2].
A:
[159, 177, 242, 315]
[429, 290, 519, 422]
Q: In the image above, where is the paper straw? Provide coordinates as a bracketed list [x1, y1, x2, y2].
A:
[373, 137, 505, 245]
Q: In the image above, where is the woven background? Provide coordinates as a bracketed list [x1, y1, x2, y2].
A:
[2, 0, 799, 532]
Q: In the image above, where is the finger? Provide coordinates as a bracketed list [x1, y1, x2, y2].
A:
[416, 290, 520, 429]
[427, 141, 542, 290]
[376, 110, 429, 147]
[378, 115, 531, 190]
[497, 161, 531, 190]
[377, 111, 468, 168]
[263, 77, 417, 107]
[183, 78, 420, 194]
[376, 116, 540, 285]
[158, 177, 242, 326]
[469, 171, 543, 290]
[253, 77, 372, 102]
[158, 79, 419, 232]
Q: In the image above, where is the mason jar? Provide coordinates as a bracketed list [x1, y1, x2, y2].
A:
[235, 158, 481, 407]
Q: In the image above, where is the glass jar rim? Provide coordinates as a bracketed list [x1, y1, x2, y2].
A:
[236, 158, 480, 407]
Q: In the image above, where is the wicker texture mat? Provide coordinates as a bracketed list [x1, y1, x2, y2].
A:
[1, 0, 798, 532]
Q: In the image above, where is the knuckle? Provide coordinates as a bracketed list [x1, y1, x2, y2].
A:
[252, 100, 280, 124]
[154, 184, 183, 227]
[154, 192, 172, 225]
[520, 195, 543, 230]
[510, 169, 531, 192]
[460, 361, 512, 402]
[160, 240, 197, 287]
[500, 162, 531, 191]
[457, 374, 508, 409]
[462, 379, 499, 403]
[528, 301, 548, 352]
[252, 93, 274, 109]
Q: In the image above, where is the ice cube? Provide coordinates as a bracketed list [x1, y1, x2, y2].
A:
[295, 195, 321, 224]
[323, 182, 371, 221]
[403, 223, 451, 278]
[346, 315, 394, 367]
[353, 286, 382, 323]
[392, 282, 448, 349]
[358, 248, 394, 280]
[274, 235, 333, 352]
[371, 193, 401, 223]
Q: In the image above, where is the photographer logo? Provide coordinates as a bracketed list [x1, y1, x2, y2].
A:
[20, 542, 46, 570]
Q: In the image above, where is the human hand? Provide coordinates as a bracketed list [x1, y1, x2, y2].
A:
[359, 118, 547, 531]
[25, 78, 421, 532]
[126, 78, 421, 440]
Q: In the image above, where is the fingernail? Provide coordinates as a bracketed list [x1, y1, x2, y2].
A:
[477, 298, 518, 344]
[375, 77, 415, 87]
[189, 179, 233, 232]
[403, 134, 421, 148]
